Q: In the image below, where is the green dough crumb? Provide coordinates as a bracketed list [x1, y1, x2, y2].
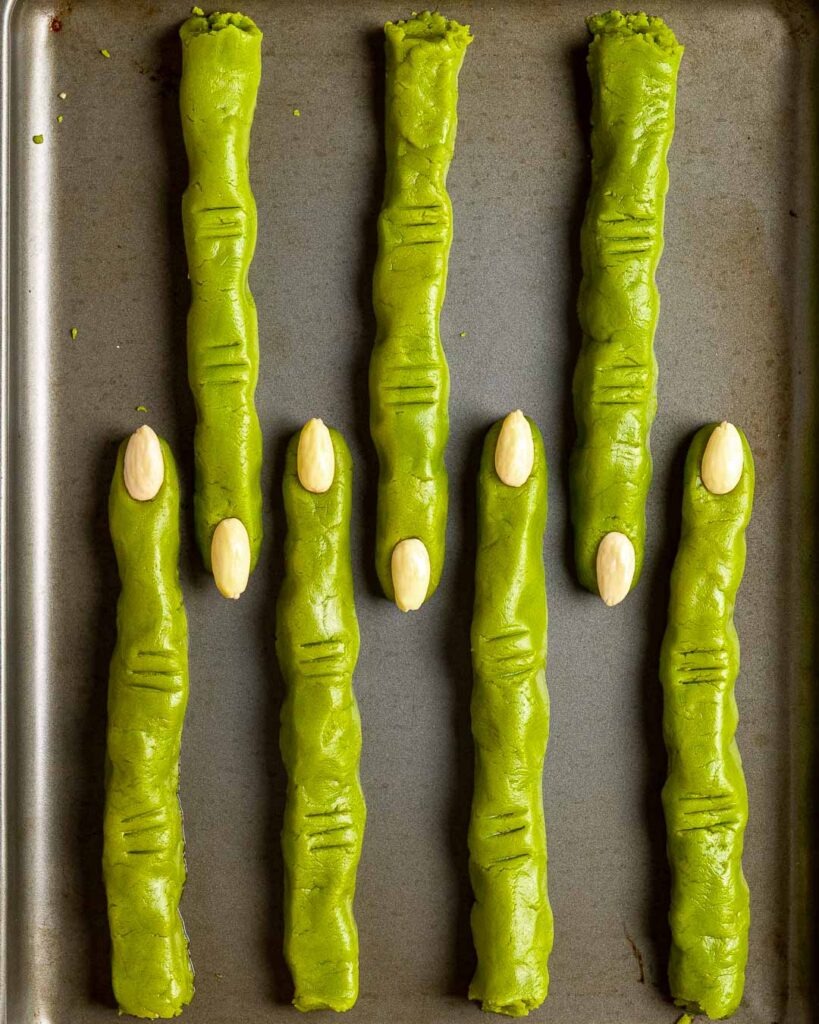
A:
[58, 91, 67, 100]
[100, 48, 111, 58]
[191, 5, 204, 13]
[32, 134, 44, 144]
[135, 405, 148, 413]
[292, 108, 301, 117]
[586, 10, 680, 52]
[70, 327, 78, 339]
[57, 115, 64, 123]
[459, 331, 467, 338]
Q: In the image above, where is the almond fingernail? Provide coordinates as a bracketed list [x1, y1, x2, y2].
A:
[701, 421, 743, 495]
[297, 417, 335, 493]
[391, 538, 430, 612]
[123, 425, 164, 501]
[211, 518, 250, 600]
[596, 531, 635, 607]
[495, 410, 534, 487]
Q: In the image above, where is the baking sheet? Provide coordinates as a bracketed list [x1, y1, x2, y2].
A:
[1, 1, 817, 1021]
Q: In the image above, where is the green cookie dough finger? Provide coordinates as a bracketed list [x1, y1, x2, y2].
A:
[370, 11, 473, 609]
[103, 426, 194, 1019]
[661, 422, 754, 1019]
[277, 419, 366, 1012]
[570, 11, 683, 603]
[180, 10, 263, 597]
[469, 411, 553, 1017]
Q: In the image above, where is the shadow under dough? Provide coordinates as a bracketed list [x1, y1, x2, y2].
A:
[78, 440, 121, 1009]
[637, 433, 689, 994]
[259, 432, 294, 1004]
[351, 28, 387, 601]
[560, 42, 593, 591]
[444, 428, 483, 996]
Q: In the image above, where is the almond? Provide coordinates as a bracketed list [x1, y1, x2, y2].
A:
[700, 421, 743, 495]
[494, 410, 534, 487]
[596, 531, 635, 607]
[211, 518, 250, 600]
[391, 538, 431, 612]
[123, 425, 164, 501]
[297, 417, 335, 493]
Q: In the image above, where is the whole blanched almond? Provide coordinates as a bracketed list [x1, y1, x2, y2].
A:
[495, 410, 534, 487]
[701, 421, 744, 495]
[123, 425, 164, 501]
[391, 538, 431, 612]
[211, 518, 250, 600]
[297, 417, 335, 493]
[596, 531, 635, 607]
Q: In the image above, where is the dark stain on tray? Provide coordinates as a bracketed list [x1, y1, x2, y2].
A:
[623, 924, 646, 985]
[50, 0, 73, 26]
[133, 57, 180, 99]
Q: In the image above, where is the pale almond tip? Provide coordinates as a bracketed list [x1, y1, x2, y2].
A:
[213, 575, 246, 600]
[394, 594, 425, 613]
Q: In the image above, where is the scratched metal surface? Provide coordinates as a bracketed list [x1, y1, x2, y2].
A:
[1, 1, 817, 1022]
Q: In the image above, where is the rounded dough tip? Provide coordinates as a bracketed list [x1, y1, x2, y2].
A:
[596, 531, 635, 607]
[391, 538, 431, 612]
[211, 518, 251, 600]
[494, 409, 534, 487]
[123, 424, 164, 502]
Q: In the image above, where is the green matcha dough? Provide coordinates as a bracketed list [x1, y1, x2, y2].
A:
[277, 426, 366, 1012]
[179, 10, 263, 574]
[370, 11, 472, 606]
[570, 11, 683, 596]
[661, 424, 755, 1019]
[103, 435, 193, 1019]
[469, 417, 553, 1016]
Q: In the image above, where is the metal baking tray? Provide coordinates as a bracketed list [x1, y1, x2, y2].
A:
[1, 1, 817, 1021]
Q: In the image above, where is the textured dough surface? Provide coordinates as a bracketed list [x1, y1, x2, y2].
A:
[180, 11, 263, 572]
[370, 11, 472, 601]
[661, 425, 754, 1019]
[469, 417, 553, 1017]
[104, 436, 193, 1019]
[277, 428, 365, 1012]
[571, 11, 683, 593]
